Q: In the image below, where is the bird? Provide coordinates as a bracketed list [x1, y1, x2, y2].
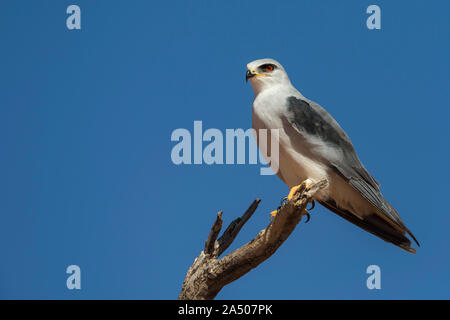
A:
[246, 58, 419, 253]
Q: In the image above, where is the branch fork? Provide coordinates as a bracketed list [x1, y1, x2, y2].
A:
[178, 178, 328, 300]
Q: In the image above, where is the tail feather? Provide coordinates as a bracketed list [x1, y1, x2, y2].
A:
[319, 199, 417, 254]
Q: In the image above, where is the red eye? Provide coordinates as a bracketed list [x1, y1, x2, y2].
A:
[265, 65, 274, 71]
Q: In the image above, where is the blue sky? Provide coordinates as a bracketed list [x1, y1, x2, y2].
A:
[1, 0, 449, 299]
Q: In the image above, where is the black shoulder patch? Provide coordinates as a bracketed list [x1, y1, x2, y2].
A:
[286, 96, 350, 149]
[286, 96, 379, 189]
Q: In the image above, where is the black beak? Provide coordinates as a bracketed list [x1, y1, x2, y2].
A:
[246, 70, 255, 82]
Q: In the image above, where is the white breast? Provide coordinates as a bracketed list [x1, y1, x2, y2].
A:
[251, 86, 330, 199]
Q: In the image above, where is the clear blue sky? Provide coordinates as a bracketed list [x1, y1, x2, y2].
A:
[1, 0, 449, 299]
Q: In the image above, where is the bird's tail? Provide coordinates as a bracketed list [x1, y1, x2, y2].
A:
[319, 199, 419, 254]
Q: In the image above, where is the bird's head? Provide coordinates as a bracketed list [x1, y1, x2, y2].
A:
[246, 58, 291, 95]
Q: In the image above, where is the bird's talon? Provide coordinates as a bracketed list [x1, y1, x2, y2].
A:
[304, 212, 311, 223]
[307, 200, 316, 211]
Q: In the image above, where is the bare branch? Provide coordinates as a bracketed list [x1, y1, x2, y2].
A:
[215, 199, 261, 257]
[204, 211, 223, 255]
[178, 178, 328, 300]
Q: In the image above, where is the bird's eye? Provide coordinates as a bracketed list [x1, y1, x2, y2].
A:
[262, 64, 275, 72]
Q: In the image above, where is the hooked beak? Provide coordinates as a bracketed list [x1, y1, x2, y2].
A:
[246, 69, 256, 82]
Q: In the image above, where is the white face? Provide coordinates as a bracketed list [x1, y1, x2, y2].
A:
[246, 58, 291, 94]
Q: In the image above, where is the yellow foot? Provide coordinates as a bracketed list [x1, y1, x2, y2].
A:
[287, 185, 302, 201]
[287, 179, 314, 200]
[270, 179, 315, 219]
[270, 210, 278, 219]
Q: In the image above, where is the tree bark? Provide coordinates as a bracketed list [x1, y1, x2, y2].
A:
[178, 178, 328, 300]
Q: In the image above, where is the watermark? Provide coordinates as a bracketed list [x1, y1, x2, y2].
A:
[366, 264, 381, 290]
[66, 265, 81, 290]
[170, 121, 279, 175]
[66, 5, 81, 30]
[178, 304, 272, 317]
[366, 5, 381, 30]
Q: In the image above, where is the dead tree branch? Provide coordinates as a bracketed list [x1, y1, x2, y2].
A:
[178, 178, 328, 300]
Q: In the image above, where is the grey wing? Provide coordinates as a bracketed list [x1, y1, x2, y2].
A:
[284, 96, 419, 246]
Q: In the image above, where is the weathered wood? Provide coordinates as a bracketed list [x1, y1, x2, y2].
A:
[204, 211, 223, 255]
[215, 199, 261, 258]
[178, 178, 328, 300]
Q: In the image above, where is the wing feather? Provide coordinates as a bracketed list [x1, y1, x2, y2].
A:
[285, 96, 419, 247]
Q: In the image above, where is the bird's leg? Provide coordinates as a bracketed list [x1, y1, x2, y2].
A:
[270, 179, 315, 219]
[286, 184, 302, 201]
[272, 185, 304, 218]
[287, 179, 314, 200]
